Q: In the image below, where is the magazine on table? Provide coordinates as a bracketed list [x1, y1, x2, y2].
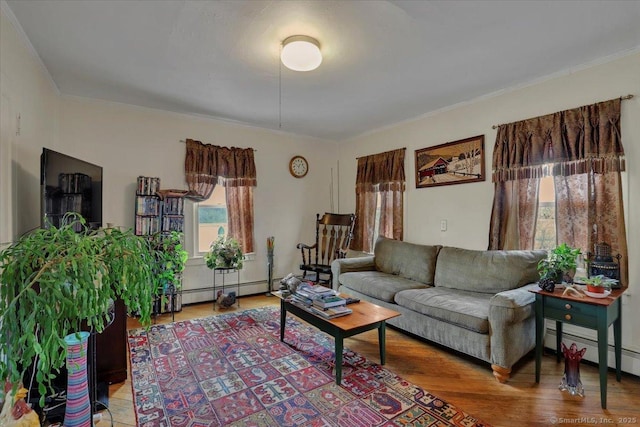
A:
[298, 282, 337, 297]
[312, 295, 346, 309]
[309, 305, 352, 319]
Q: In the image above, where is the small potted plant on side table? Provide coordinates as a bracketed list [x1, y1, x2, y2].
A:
[537, 243, 582, 292]
[581, 275, 610, 294]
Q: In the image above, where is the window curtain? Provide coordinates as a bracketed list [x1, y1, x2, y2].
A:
[184, 138, 257, 253]
[488, 98, 627, 285]
[352, 148, 405, 253]
[488, 178, 540, 250]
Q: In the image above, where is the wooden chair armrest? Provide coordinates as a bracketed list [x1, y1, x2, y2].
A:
[296, 243, 317, 250]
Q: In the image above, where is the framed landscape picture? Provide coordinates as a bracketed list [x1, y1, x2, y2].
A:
[415, 135, 485, 188]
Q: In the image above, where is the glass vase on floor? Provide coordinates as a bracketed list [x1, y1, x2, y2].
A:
[559, 342, 587, 397]
[64, 331, 92, 427]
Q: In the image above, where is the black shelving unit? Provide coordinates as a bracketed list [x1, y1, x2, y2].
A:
[135, 176, 186, 316]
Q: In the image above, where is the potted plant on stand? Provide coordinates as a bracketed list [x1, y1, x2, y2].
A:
[0, 216, 156, 425]
[204, 237, 243, 308]
[537, 243, 582, 292]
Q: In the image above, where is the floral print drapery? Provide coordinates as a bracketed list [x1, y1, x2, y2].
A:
[185, 138, 256, 253]
[352, 148, 405, 253]
[488, 98, 627, 285]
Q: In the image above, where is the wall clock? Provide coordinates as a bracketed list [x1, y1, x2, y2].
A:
[289, 155, 309, 178]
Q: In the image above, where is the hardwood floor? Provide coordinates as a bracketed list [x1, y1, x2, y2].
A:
[107, 294, 640, 427]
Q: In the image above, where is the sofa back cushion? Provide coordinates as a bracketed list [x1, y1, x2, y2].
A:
[434, 247, 547, 294]
[374, 236, 441, 285]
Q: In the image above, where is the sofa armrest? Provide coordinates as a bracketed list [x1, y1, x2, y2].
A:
[488, 283, 539, 371]
[331, 256, 375, 289]
[489, 283, 538, 323]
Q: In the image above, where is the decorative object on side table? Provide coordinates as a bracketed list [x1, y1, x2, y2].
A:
[587, 242, 622, 288]
[0, 215, 155, 418]
[537, 243, 582, 291]
[559, 342, 587, 397]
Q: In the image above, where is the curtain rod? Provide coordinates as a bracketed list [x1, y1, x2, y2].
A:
[180, 139, 257, 151]
[491, 94, 634, 129]
[356, 147, 406, 160]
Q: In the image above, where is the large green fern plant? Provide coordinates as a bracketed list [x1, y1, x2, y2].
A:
[0, 216, 155, 402]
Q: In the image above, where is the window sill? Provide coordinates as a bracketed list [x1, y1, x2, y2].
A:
[187, 253, 256, 266]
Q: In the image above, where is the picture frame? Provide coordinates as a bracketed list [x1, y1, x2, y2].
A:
[415, 135, 485, 188]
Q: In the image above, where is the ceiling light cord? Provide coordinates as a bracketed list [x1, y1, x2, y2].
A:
[279, 46, 282, 130]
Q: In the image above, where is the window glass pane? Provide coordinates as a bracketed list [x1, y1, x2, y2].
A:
[534, 176, 556, 251]
[371, 192, 382, 252]
[197, 186, 227, 253]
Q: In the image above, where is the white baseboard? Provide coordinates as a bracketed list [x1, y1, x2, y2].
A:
[545, 328, 640, 377]
[181, 280, 275, 305]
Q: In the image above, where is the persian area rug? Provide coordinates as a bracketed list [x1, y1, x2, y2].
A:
[128, 307, 490, 427]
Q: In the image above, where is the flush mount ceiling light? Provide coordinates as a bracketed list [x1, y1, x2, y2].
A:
[281, 35, 322, 72]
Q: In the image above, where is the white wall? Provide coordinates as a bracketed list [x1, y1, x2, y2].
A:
[0, 6, 59, 242]
[1, 5, 341, 301]
[337, 52, 640, 374]
[57, 96, 339, 299]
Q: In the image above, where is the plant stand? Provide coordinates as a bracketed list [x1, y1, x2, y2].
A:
[212, 267, 240, 310]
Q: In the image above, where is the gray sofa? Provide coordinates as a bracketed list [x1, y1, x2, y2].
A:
[331, 236, 546, 382]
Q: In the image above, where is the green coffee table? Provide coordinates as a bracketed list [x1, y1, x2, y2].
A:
[273, 291, 400, 384]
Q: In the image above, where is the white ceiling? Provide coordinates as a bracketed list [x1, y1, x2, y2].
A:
[5, 0, 640, 141]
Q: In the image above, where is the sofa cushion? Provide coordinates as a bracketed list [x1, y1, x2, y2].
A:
[395, 288, 492, 334]
[339, 271, 428, 302]
[434, 247, 547, 294]
[374, 236, 441, 285]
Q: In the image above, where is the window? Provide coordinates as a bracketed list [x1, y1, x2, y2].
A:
[196, 185, 227, 253]
[353, 148, 405, 253]
[489, 98, 627, 284]
[185, 139, 256, 254]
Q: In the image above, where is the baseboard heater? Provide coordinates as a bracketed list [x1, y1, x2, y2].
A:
[182, 277, 283, 296]
[545, 328, 640, 377]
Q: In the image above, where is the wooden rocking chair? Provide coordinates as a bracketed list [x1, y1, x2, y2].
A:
[297, 212, 356, 284]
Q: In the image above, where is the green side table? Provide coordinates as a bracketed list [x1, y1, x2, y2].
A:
[532, 287, 625, 409]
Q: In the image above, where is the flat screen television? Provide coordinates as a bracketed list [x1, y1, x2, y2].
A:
[41, 148, 103, 230]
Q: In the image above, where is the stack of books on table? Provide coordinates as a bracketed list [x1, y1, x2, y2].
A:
[288, 283, 352, 319]
[309, 304, 352, 319]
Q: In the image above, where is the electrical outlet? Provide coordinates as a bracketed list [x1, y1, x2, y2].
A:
[440, 220, 447, 231]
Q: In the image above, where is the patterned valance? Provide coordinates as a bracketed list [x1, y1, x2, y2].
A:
[356, 148, 406, 192]
[492, 99, 624, 182]
[184, 139, 256, 200]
